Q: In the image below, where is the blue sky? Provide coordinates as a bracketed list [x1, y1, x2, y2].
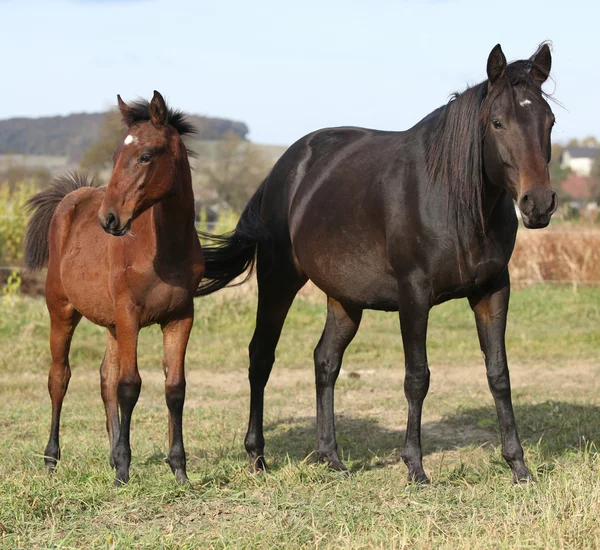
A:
[1, 0, 597, 144]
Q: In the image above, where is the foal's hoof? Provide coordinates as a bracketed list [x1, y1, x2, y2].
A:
[248, 455, 269, 474]
[44, 460, 58, 474]
[174, 469, 190, 485]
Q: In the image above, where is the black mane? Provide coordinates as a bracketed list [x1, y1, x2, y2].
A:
[121, 98, 198, 137]
[427, 44, 553, 228]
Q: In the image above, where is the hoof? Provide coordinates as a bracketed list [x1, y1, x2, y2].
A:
[174, 469, 190, 485]
[114, 470, 130, 486]
[321, 456, 350, 475]
[248, 455, 269, 474]
[318, 450, 350, 475]
[513, 471, 534, 486]
[45, 459, 58, 474]
[407, 471, 430, 486]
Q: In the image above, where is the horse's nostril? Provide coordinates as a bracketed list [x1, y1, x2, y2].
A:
[549, 191, 558, 213]
[105, 212, 117, 230]
[522, 193, 531, 202]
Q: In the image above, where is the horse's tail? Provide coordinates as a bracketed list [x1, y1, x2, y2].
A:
[24, 172, 96, 271]
[196, 179, 271, 297]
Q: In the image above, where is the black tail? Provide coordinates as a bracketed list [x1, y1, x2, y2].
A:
[24, 172, 96, 270]
[196, 180, 271, 296]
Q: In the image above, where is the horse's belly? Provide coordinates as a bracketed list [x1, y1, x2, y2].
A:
[293, 233, 399, 310]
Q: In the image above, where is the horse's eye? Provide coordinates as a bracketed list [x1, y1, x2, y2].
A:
[139, 154, 151, 163]
[492, 119, 503, 130]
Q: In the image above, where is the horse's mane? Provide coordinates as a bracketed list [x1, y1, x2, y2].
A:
[427, 44, 553, 228]
[121, 99, 198, 137]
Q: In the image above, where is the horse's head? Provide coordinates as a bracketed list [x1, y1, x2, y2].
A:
[482, 44, 557, 229]
[98, 91, 189, 236]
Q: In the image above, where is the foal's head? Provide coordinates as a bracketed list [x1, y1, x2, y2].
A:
[482, 44, 557, 228]
[98, 91, 195, 236]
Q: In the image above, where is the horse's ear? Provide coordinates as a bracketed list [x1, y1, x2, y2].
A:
[150, 90, 168, 128]
[117, 94, 133, 125]
[530, 43, 552, 85]
[487, 44, 506, 86]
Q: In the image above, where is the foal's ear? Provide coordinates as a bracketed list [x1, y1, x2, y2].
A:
[486, 44, 506, 86]
[530, 43, 552, 85]
[117, 94, 133, 125]
[150, 90, 168, 128]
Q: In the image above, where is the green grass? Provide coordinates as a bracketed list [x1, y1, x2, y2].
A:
[0, 285, 599, 548]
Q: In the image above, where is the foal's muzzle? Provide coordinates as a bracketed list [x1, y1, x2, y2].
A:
[98, 210, 131, 236]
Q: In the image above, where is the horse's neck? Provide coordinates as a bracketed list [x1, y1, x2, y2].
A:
[151, 166, 196, 261]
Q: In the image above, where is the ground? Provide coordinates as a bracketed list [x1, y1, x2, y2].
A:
[0, 285, 599, 548]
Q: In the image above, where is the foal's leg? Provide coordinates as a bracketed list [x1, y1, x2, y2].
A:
[99, 328, 120, 468]
[112, 306, 141, 485]
[244, 246, 306, 472]
[314, 297, 362, 471]
[161, 309, 194, 483]
[44, 302, 82, 471]
[398, 284, 431, 484]
[469, 275, 532, 483]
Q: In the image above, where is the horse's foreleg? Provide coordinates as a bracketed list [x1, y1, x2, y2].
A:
[100, 328, 120, 469]
[112, 306, 141, 485]
[44, 302, 81, 472]
[398, 284, 431, 484]
[161, 309, 194, 483]
[314, 297, 362, 472]
[469, 273, 532, 483]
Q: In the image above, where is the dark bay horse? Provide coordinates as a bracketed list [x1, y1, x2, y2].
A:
[24, 91, 204, 484]
[196, 44, 557, 483]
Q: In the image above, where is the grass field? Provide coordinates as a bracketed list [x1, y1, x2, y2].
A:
[0, 285, 599, 548]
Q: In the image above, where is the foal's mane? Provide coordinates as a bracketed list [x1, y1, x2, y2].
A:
[119, 97, 198, 159]
[427, 45, 552, 228]
[121, 98, 197, 137]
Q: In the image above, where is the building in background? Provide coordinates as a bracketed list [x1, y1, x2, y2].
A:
[560, 147, 600, 177]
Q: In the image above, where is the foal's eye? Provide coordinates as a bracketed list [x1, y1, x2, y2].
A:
[138, 154, 151, 163]
[492, 119, 503, 130]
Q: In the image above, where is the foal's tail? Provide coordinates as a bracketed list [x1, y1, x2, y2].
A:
[196, 179, 271, 296]
[24, 172, 96, 270]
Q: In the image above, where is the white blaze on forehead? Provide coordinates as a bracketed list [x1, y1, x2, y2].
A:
[124, 134, 138, 145]
[519, 99, 532, 107]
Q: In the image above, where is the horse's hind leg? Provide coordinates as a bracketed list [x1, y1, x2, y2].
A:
[44, 300, 81, 472]
[245, 245, 306, 472]
[161, 308, 194, 483]
[100, 328, 120, 469]
[314, 298, 362, 471]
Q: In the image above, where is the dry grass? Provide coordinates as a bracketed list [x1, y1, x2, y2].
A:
[511, 226, 599, 286]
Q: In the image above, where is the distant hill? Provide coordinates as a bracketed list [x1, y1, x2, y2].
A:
[0, 112, 249, 162]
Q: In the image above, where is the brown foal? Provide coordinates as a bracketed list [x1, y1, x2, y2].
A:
[24, 91, 204, 485]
